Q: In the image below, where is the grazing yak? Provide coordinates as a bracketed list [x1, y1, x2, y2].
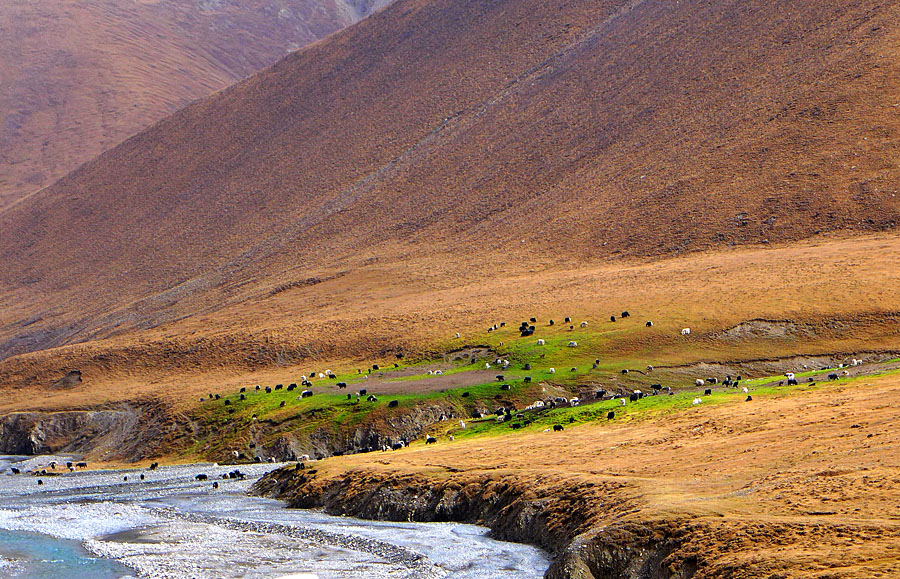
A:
[553, 424, 564, 432]
[388, 400, 399, 408]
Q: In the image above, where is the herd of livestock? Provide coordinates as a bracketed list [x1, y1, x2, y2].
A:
[7, 313, 867, 483]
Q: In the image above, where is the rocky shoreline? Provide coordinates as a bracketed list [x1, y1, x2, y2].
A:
[253, 466, 699, 579]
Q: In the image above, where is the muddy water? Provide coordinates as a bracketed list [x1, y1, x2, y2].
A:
[0, 456, 549, 578]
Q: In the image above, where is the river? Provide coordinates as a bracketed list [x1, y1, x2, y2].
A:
[0, 455, 549, 578]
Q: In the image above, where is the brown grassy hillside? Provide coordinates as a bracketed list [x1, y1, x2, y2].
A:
[2, 233, 899, 410]
[258, 368, 900, 578]
[2, 0, 900, 361]
[0, 0, 391, 209]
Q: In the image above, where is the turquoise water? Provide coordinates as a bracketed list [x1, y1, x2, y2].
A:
[0, 528, 133, 578]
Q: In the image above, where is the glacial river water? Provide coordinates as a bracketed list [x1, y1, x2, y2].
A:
[0, 455, 549, 578]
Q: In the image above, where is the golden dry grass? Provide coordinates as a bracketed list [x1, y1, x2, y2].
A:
[1, 232, 899, 413]
[293, 369, 900, 578]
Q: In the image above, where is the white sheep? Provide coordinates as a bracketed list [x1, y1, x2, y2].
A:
[620, 398, 627, 406]
[681, 328, 691, 335]
[580, 321, 588, 328]
[742, 387, 749, 393]
[435, 370, 443, 375]
[695, 379, 704, 387]
[570, 398, 580, 406]
[459, 420, 466, 429]
[485, 363, 491, 369]
[549, 368, 556, 374]
[568, 341, 578, 347]
[692, 398, 702, 405]
[318, 373, 325, 378]
[537, 339, 546, 345]
[449, 435, 454, 441]
[455, 332, 461, 339]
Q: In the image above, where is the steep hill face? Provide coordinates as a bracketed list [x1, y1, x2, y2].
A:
[0, 0, 391, 210]
[2, 0, 900, 359]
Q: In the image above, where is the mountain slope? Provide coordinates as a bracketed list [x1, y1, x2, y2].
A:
[2, 0, 900, 359]
[0, 0, 391, 209]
